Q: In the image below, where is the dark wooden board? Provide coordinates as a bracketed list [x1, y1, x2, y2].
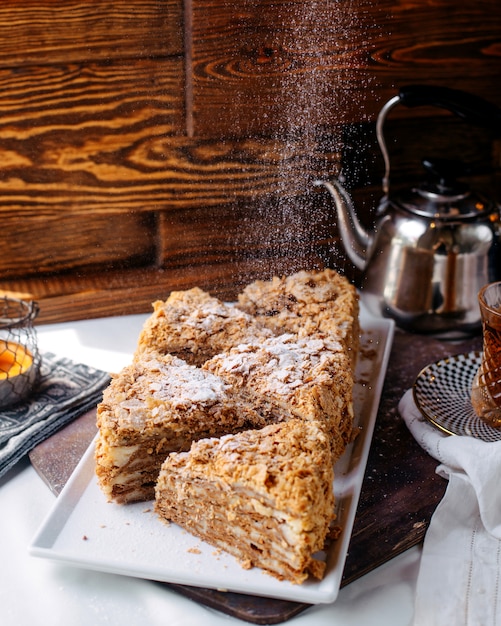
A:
[342, 330, 482, 583]
[29, 330, 482, 624]
[29, 407, 99, 497]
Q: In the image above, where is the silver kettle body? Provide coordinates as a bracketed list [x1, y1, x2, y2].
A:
[316, 85, 501, 335]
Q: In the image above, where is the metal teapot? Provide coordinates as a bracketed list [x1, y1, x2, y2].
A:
[316, 84, 501, 335]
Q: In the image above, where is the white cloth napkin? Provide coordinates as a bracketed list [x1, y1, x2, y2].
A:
[399, 389, 501, 626]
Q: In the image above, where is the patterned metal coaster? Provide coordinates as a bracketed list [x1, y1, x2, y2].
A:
[413, 351, 501, 442]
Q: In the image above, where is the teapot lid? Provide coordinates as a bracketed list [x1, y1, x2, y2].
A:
[396, 158, 494, 220]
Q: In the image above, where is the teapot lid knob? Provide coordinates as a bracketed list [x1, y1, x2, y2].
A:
[399, 157, 493, 219]
[418, 158, 470, 199]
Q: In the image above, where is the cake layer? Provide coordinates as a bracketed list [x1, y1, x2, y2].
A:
[203, 333, 354, 461]
[136, 287, 273, 366]
[95, 352, 267, 503]
[237, 268, 359, 370]
[154, 419, 336, 584]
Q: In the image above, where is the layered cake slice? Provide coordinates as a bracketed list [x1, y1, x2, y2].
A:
[95, 351, 267, 503]
[136, 287, 273, 366]
[237, 268, 359, 370]
[203, 333, 354, 462]
[154, 419, 336, 584]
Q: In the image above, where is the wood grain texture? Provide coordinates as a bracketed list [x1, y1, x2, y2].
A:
[0, 0, 183, 65]
[190, 0, 501, 136]
[377, 1, 501, 85]
[0, 250, 354, 326]
[0, 0, 499, 322]
[0, 212, 156, 279]
[157, 190, 344, 267]
[0, 58, 185, 214]
[190, 0, 380, 137]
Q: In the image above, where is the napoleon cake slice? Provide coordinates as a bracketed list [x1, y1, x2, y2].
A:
[203, 333, 354, 462]
[136, 286, 274, 366]
[95, 351, 268, 504]
[154, 418, 336, 584]
[237, 268, 359, 370]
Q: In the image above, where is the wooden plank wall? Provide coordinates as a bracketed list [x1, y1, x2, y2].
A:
[0, 0, 499, 323]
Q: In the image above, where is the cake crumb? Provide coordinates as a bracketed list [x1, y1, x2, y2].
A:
[328, 525, 343, 541]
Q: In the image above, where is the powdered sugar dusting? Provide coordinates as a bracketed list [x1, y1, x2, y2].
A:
[209, 334, 343, 397]
[143, 355, 230, 408]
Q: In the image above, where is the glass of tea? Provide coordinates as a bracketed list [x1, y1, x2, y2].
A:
[471, 281, 501, 428]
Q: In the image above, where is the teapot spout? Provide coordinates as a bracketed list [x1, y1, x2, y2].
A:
[314, 179, 371, 271]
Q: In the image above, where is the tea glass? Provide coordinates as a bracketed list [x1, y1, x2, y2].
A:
[471, 281, 501, 428]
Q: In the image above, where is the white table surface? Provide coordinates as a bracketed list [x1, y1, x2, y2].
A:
[1, 314, 419, 626]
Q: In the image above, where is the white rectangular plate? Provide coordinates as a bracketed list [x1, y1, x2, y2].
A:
[30, 306, 394, 605]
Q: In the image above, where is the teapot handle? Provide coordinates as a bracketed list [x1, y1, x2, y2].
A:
[376, 85, 501, 194]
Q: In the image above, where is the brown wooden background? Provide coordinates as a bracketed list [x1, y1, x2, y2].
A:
[0, 0, 499, 324]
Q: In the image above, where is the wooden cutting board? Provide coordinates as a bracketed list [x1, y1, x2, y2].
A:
[29, 330, 482, 625]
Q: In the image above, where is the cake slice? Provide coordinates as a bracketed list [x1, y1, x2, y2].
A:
[203, 333, 354, 462]
[96, 328, 355, 505]
[95, 351, 267, 503]
[136, 287, 274, 366]
[154, 419, 336, 584]
[237, 268, 359, 370]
